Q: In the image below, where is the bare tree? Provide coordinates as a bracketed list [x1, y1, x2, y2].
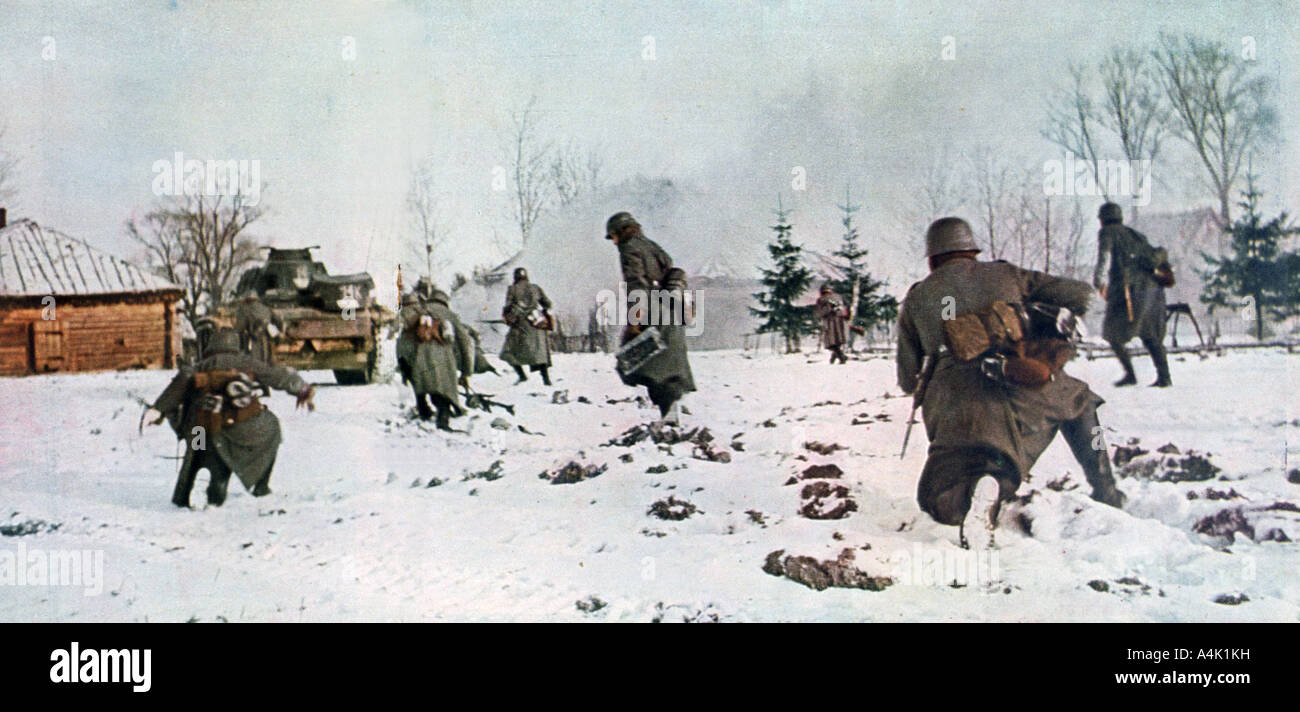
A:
[0, 122, 18, 207]
[407, 159, 450, 287]
[1058, 198, 1089, 280]
[895, 145, 966, 267]
[1097, 46, 1172, 221]
[127, 209, 202, 324]
[505, 96, 553, 249]
[128, 193, 265, 326]
[967, 145, 1015, 259]
[1005, 168, 1047, 269]
[1152, 33, 1277, 224]
[1042, 63, 1106, 198]
[550, 141, 604, 207]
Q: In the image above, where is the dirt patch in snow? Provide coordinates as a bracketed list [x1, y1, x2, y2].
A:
[540, 461, 608, 485]
[798, 480, 858, 520]
[784, 463, 844, 485]
[1193, 504, 1298, 543]
[606, 424, 732, 463]
[1119, 450, 1221, 483]
[648, 496, 700, 521]
[803, 441, 846, 456]
[762, 548, 893, 592]
[1, 519, 61, 537]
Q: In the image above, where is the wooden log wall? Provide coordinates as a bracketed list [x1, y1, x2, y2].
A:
[0, 293, 181, 376]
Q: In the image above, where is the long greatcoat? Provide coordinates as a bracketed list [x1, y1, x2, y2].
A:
[1094, 223, 1166, 345]
[400, 299, 473, 408]
[896, 259, 1100, 519]
[500, 280, 552, 368]
[234, 299, 279, 363]
[152, 347, 308, 490]
[815, 292, 849, 349]
[617, 233, 696, 406]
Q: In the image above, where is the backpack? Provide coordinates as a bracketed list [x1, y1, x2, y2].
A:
[1125, 227, 1176, 287]
[943, 301, 1079, 388]
[406, 311, 448, 344]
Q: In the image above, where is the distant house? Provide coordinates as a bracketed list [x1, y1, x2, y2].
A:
[0, 212, 184, 376]
[449, 252, 524, 353]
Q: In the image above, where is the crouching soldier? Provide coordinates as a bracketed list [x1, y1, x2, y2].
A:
[143, 328, 315, 508]
[897, 218, 1126, 548]
[500, 267, 554, 386]
[606, 211, 696, 425]
[400, 286, 473, 431]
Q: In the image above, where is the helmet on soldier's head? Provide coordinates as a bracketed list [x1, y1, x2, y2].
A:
[513, 267, 528, 282]
[428, 289, 451, 306]
[605, 212, 639, 239]
[1098, 202, 1123, 224]
[924, 217, 980, 257]
[204, 328, 242, 357]
[820, 283, 834, 294]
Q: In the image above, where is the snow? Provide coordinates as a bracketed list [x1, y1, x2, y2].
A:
[1, 344, 1297, 621]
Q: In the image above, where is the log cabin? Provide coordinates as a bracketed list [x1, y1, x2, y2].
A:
[0, 210, 184, 376]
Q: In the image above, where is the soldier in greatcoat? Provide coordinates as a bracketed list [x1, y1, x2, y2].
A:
[143, 328, 315, 508]
[896, 218, 1125, 547]
[606, 211, 696, 425]
[1094, 202, 1173, 387]
[233, 291, 280, 364]
[814, 283, 850, 364]
[500, 267, 553, 386]
[399, 285, 473, 430]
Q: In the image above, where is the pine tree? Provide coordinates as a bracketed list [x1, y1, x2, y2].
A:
[831, 185, 898, 345]
[751, 195, 814, 353]
[1199, 173, 1300, 340]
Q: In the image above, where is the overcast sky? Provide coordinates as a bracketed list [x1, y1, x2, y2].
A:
[1, 0, 1296, 295]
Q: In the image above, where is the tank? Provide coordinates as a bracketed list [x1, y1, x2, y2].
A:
[198, 247, 393, 384]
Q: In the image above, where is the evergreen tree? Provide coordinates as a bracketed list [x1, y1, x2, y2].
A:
[1199, 173, 1300, 340]
[751, 195, 814, 353]
[831, 185, 898, 345]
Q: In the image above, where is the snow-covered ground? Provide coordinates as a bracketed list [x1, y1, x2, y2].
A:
[1, 345, 1297, 622]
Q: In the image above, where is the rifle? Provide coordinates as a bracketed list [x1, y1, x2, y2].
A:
[900, 353, 937, 459]
[131, 394, 157, 436]
[462, 387, 515, 416]
[396, 265, 404, 312]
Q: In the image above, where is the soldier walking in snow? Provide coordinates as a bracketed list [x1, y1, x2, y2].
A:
[814, 283, 850, 364]
[233, 291, 280, 364]
[500, 267, 554, 386]
[896, 217, 1125, 548]
[142, 328, 315, 508]
[607, 211, 696, 425]
[1094, 202, 1175, 387]
[399, 283, 474, 430]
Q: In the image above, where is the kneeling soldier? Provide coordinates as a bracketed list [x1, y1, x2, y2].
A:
[897, 218, 1125, 548]
[143, 328, 315, 508]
